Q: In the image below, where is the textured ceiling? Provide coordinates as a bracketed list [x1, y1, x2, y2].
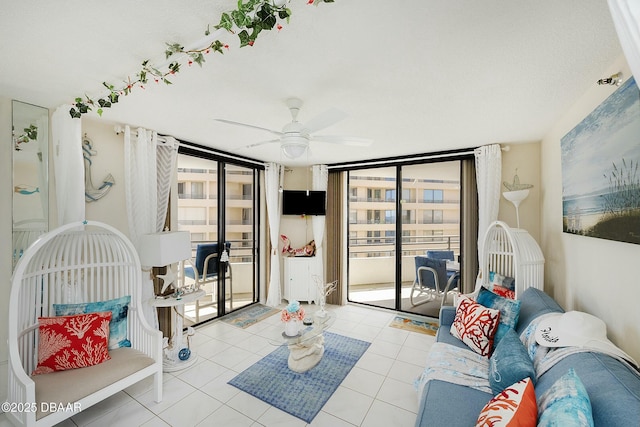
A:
[0, 0, 622, 166]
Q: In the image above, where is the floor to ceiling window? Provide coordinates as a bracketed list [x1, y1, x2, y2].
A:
[176, 150, 260, 326]
[346, 159, 463, 318]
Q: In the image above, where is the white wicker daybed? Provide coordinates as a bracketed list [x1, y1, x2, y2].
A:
[6, 221, 162, 427]
[479, 220, 544, 297]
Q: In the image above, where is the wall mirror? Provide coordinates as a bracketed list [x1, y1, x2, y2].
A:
[12, 100, 49, 269]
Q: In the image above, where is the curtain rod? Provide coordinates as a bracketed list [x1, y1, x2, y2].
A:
[113, 124, 171, 144]
[326, 149, 476, 170]
[177, 141, 266, 167]
[326, 144, 510, 170]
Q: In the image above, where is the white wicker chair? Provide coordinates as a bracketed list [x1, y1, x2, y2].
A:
[7, 221, 162, 427]
[477, 220, 545, 297]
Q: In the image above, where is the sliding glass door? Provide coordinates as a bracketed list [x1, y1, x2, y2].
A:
[347, 161, 461, 317]
[348, 167, 397, 308]
[176, 153, 259, 326]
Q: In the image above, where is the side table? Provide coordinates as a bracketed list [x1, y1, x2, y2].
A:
[150, 289, 205, 372]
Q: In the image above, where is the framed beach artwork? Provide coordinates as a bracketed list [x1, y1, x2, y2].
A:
[561, 76, 640, 245]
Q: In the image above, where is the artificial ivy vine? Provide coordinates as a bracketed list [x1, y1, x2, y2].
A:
[69, 0, 334, 118]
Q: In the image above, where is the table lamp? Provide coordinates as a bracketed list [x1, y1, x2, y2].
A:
[138, 231, 191, 294]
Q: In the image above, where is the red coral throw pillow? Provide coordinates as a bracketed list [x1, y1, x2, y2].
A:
[476, 377, 537, 426]
[450, 295, 500, 357]
[33, 312, 112, 375]
[491, 285, 516, 300]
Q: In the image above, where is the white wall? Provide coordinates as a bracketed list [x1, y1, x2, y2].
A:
[0, 97, 13, 394]
[499, 142, 541, 242]
[82, 118, 129, 236]
[540, 54, 640, 363]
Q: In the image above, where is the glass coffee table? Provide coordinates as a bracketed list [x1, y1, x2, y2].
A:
[267, 310, 335, 372]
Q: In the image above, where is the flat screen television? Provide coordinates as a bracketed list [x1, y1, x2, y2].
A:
[282, 190, 326, 216]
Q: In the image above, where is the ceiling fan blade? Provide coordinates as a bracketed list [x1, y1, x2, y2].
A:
[301, 108, 348, 134]
[244, 139, 281, 149]
[311, 135, 373, 146]
[215, 119, 283, 137]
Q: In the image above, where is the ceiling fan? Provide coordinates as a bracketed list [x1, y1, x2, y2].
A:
[215, 97, 372, 159]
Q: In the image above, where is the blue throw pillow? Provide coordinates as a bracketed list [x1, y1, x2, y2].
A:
[489, 328, 536, 395]
[54, 295, 131, 349]
[538, 368, 594, 427]
[477, 286, 521, 347]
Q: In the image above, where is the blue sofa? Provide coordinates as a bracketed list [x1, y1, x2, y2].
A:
[414, 287, 640, 426]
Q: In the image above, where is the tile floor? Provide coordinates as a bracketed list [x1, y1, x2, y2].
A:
[0, 303, 436, 427]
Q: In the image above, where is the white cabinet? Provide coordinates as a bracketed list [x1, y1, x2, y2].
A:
[283, 256, 322, 303]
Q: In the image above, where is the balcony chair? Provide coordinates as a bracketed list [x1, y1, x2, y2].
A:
[184, 242, 232, 322]
[410, 256, 460, 308]
[425, 250, 454, 261]
[425, 249, 457, 280]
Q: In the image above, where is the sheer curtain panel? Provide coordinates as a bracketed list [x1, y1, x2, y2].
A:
[474, 144, 502, 289]
[265, 162, 283, 307]
[52, 105, 84, 226]
[124, 126, 168, 329]
[312, 164, 328, 285]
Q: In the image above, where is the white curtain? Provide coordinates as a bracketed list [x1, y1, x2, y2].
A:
[312, 164, 328, 286]
[156, 136, 179, 232]
[124, 126, 157, 329]
[265, 162, 283, 307]
[608, 1, 640, 81]
[52, 106, 84, 226]
[474, 144, 502, 286]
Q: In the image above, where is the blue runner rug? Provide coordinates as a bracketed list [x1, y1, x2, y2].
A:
[222, 304, 279, 329]
[228, 331, 370, 423]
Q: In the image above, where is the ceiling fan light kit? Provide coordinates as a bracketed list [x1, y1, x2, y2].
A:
[215, 97, 372, 162]
[282, 138, 309, 159]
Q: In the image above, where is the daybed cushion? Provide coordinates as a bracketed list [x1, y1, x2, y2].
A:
[415, 379, 492, 427]
[54, 295, 132, 349]
[33, 312, 112, 375]
[33, 347, 155, 420]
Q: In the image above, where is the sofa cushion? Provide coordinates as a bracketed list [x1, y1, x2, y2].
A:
[477, 286, 521, 347]
[415, 379, 492, 427]
[516, 287, 564, 336]
[450, 295, 501, 357]
[535, 352, 640, 427]
[537, 368, 593, 427]
[489, 328, 536, 395]
[476, 377, 537, 427]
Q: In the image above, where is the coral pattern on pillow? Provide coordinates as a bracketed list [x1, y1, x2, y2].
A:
[450, 295, 500, 357]
[476, 377, 537, 427]
[32, 312, 112, 375]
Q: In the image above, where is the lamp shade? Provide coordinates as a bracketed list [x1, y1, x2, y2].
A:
[138, 231, 191, 266]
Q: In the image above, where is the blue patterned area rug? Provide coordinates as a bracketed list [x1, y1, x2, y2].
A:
[222, 304, 279, 329]
[228, 331, 370, 423]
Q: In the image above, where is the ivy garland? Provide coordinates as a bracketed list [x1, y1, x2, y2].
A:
[69, 0, 334, 118]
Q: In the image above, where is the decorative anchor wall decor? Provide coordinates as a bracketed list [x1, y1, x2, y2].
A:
[83, 134, 115, 202]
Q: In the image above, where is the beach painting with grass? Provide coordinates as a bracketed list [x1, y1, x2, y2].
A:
[561, 76, 640, 244]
